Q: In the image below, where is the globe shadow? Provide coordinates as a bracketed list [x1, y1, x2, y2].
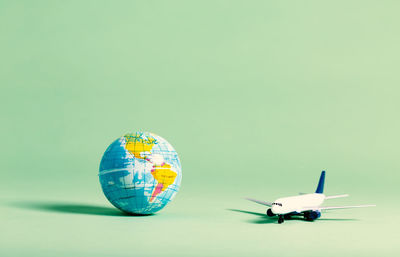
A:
[227, 208, 358, 224]
[10, 201, 153, 217]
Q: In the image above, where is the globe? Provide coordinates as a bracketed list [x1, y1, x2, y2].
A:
[99, 132, 182, 215]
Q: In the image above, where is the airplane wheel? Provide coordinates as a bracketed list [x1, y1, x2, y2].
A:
[278, 216, 284, 224]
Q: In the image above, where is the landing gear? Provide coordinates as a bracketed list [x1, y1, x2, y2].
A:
[278, 215, 284, 224]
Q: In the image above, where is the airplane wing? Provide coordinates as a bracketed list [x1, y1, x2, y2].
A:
[245, 198, 273, 207]
[318, 204, 375, 210]
[301, 204, 375, 212]
[325, 194, 349, 199]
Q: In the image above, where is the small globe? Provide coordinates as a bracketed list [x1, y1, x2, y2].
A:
[99, 132, 182, 215]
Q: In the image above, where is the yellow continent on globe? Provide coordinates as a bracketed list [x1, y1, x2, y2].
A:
[150, 163, 177, 201]
[123, 132, 177, 202]
[151, 163, 177, 191]
[124, 133, 156, 159]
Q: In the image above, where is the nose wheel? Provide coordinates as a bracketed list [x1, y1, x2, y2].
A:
[278, 215, 284, 224]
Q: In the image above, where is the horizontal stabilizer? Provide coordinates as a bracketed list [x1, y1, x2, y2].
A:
[325, 194, 349, 199]
[245, 198, 273, 207]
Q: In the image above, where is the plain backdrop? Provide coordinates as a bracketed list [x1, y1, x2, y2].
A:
[1, 1, 399, 256]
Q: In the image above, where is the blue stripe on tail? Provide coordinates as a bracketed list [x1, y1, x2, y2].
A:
[315, 171, 325, 194]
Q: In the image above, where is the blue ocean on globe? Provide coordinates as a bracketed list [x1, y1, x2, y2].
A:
[99, 132, 182, 214]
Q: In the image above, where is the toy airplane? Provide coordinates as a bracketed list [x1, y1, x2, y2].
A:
[246, 171, 375, 224]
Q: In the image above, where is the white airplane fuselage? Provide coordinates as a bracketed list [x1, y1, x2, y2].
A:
[271, 193, 325, 215]
[246, 171, 375, 223]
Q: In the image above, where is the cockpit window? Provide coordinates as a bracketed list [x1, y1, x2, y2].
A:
[272, 203, 282, 207]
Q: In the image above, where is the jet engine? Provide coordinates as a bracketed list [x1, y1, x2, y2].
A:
[266, 208, 275, 217]
[305, 210, 321, 221]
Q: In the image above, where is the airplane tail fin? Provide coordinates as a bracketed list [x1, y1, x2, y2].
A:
[315, 170, 325, 194]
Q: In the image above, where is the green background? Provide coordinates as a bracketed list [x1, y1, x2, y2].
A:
[1, 1, 399, 256]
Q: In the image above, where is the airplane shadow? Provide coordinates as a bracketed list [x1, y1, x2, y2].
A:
[227, 209, 358, 224]
[227, 209, 278, 224]
[9, 201, 153, 217]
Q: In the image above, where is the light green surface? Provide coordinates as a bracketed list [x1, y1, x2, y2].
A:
[1, 1, 399, 256]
